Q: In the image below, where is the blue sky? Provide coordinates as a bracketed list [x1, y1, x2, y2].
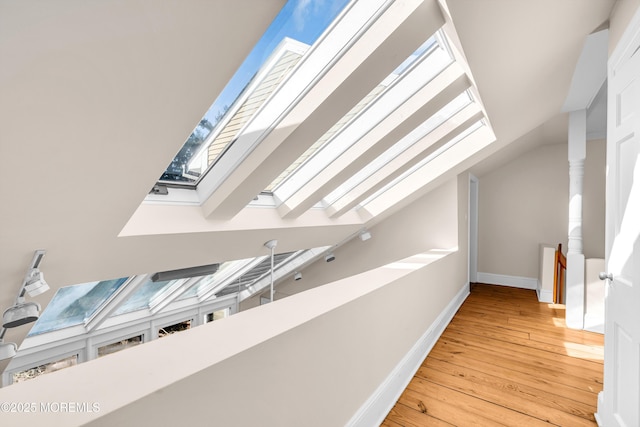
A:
[202, 0, 350, 124]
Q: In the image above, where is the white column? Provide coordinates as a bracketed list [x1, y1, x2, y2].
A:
[566, 109, 586, 329]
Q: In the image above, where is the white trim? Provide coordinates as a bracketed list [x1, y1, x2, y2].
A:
[476, 272, 537, 290]
[536, 288, 554, 303]
[346, 283, 469, 427]
[468, 174, 478, 284]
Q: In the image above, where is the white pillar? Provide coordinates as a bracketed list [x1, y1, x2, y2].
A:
[566, 109, 586, 329]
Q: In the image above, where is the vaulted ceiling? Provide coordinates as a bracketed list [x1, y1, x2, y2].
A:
[0, 0, 615, 359]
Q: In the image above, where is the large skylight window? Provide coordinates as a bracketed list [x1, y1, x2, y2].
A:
[159, 0, 351, 184]
[28, 278, 128, 336]
[271, 33, 451, 202]
[112, 278, 175, 316]
[264, 36, 439, 193]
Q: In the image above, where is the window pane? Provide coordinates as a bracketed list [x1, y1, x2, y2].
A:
[160, 0, 351, 184]
[324, 91, 472, 205]
[112, 278, 174, 316]
[29, 278, 128, 336]
[158, 320, 191, 338]
[271, 35, 449, 199]
[12, 354, 78, 384]
[97, 335, 143, 358]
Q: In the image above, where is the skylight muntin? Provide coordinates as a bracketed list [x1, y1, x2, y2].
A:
[271, 33, 451, 203]
[323, 90, 473, 206]
[359, 120, 485, 208]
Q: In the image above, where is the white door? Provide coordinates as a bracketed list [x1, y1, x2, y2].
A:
[596, 19, 640, 427]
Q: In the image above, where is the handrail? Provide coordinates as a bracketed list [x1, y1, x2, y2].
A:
[553, 243, 566, 303]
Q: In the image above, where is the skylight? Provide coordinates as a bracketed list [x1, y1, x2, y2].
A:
[324, 91, 472, 206]
[269, 35, 446, 198]
[159, 0, 351, 184]
[112, 278, 175, 316]
[28, 278, 128, 336]
[360, 120, 485, 207]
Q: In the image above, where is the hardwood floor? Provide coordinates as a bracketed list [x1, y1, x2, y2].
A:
[382, 284, 604, 426]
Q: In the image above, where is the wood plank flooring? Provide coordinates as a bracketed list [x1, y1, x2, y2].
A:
[382, 283, 604, 426]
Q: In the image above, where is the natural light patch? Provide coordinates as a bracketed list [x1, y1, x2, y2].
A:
[562, 341, 604, 362]
[383, 248, 456, 270]
[28, 278, 128, 336]
[159, 0, 351, 184]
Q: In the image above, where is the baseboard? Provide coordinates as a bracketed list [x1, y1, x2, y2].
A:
[346, 283, 470, 427]
[476, 272, 537, 290]
[537, 288, 554, 303]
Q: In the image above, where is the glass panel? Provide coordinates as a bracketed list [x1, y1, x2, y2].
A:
[160, 0, 351, 184]
[112, 278, 174, 316]
[361, 120, 484, 207]
[177, 260, 238, 301]
[324, 91, 472, 205]
[12, 354, 78, 384]
[28, 278, 128, 336]
[158, 320, 191, 338]
[205, 308, 229, 323]
[270, 35, 449, 199]
[98, 335, 143, 358]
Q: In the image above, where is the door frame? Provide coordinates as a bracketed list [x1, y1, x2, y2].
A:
[468, 174, 479, 285]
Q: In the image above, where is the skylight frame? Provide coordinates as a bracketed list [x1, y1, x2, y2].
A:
[27, 278, 129, 336]
[359, 119, 485, 208]
[323, 90, 473, 206]
[271, 32, 453, 204]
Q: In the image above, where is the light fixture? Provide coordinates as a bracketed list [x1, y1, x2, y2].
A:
[325, 253, 336, 262]
[264, 240, 278, 302]
[359, 229, 372, 241]
[3, 299, 41, 328]
[151, 263, 219, 282]
[24, 269, 49, 297]
[2, 250, 48, 329]
[0, 328, 17, 360]
[0, 340, 17, 361]
[294, 272, 302, 281]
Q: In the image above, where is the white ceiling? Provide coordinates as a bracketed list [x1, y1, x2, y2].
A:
[0, 0, 616, 351]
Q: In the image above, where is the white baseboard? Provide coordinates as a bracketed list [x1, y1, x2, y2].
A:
[476, 272, 537, 290]
[537, 288, 554, 303]
[346, 283, 470, 427]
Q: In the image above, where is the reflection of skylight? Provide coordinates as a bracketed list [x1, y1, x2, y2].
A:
[29, 278, 128, 336]
[272, 35, 450, 201]
[324, 91, 472, 205]
[160, 0, 351, 184]
[360, 120, 484, 207]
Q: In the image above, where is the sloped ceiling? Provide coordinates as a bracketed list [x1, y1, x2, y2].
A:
[0, 0, 615, 349]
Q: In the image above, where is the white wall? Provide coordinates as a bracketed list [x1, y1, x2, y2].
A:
[0, 176, 470, 427]
[242, 177, 464, 309]
[478, 140, 605, 280]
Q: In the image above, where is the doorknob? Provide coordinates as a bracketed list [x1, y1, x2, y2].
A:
[599, 272, 614, 281]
